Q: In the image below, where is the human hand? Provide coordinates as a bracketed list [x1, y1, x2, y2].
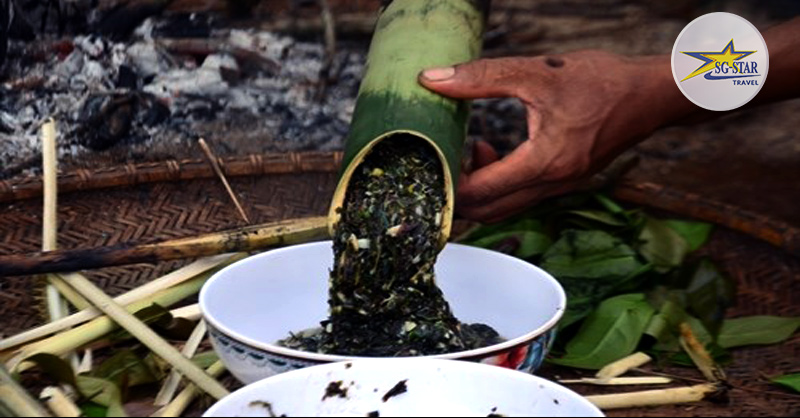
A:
[420, 52, 689, 223]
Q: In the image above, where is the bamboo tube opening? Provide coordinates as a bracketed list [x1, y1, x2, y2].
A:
[328, 130, 456, 249]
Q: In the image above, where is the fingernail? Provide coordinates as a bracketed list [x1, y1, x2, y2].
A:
[422, 67, 456, 82]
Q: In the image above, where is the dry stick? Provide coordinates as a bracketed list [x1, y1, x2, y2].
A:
[316, 0, 337, 101]
[6, 275, 210, 372]
[154, 321, 208, 406]
[154, 361, 226, 418]
[560, 377, 672, 386]
[585, 383, 720, 410]
[0, 217, 329, 277]
[0, 365, 51, 417]
[679, 322, 727, 383]
[595, 352, 652, 380]
[40, 387, 81, 418]
[0, 254, 240, 352]
[50, 273, 229, 400]
[198, 138, 251, 224]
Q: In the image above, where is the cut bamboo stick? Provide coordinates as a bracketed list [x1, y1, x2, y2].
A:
[595, 352, 652, 380]
[49, 273, 229, 400]
[42, 275, 223, 398]
[171, 304, 201, 322]
[585, 383, 719, 410]
[0, 217, 328, 277]
[6, 275, 209, 372]
[679, 323, 727, 383]
[40, 118, 70, 324]
[154, 321, 208, 406]
[0, 254, 239, 352]
[198, 138, 251, 224]
[0, 365, 51, 417]
[40, 387, 81, 417]
[560, 377, 672, 386]
[154, 361, 226, 418]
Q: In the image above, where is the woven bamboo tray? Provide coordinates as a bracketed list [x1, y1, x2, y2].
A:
[1, 154, 798, 417]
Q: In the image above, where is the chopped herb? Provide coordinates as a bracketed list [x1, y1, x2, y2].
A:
[382, 379, 409, 402]
[322, 381, 348, 400]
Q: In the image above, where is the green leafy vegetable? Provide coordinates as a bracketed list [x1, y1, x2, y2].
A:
[93, 349, 161, 389]
[549, 294, 655, 370]
[638, 218, 690, 270]
[772, 374, 800, 393]
[683, 260, 737, 337]
[542, 230, 645, 279]
[465, 230, 551, 258]
[717, 316, 800, 349]
[77, 376, 127, 417]
[664, 220, 714, 252]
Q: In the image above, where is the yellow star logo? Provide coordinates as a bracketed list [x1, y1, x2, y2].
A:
[680, 40, 756, 82]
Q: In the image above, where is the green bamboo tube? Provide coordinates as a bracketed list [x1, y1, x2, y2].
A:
[329, 0, 489, 247]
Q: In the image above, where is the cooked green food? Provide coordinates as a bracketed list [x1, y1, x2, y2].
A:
[281, 138, 501, 356]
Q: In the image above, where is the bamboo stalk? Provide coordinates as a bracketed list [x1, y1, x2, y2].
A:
[48, 273, 229, 400]
[0, 217, 328, 277]
[154, 321, 208, 406]
[6, 275, 209, 372]
[40, 387, 81, 417]
[76, 350, 93, 375]
[198, 138, 251, 224]
[171, 304, 201, 322]
[154, 361, 226, 418]
[560, 377, 672, 386]
[595, 352, 652, 380]
[585, 384, 720, 410]
[0, 254, 240, 352]
[0, 365, 51, 417]
[40, 119, 70, 324]
[47, 279, 91, 311]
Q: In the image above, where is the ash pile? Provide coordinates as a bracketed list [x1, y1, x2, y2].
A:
[0, 1, 365, 178]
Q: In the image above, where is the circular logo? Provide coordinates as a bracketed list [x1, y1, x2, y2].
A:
[671, 12, 769, 112]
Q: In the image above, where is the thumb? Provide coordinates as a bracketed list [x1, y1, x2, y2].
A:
[419, 58, 524, 100]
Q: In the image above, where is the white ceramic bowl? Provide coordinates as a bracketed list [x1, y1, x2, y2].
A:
[203, 359, 603, 417]
[200, 242, 566, 384]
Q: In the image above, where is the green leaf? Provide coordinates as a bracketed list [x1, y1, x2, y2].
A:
[93, 349, 160, 389]
[459, 218, 544, 242]
[81, 402, 109, 418]
[772, 374, 800, 393]
[568, 210, 628, 227]
[664, 220, 714, 252]
[112, 304, 196, 341]
[23, 353, 78, 388]
[684, 260, 737, 337]
[192, 352, 220, 369]
[549, 294, 656, 370]
[593, 194, 625, 215]
[542, 230, 645, 279]
[717, 316, 800, 349]
[466, 230, 552, 258]
[77, 376, 127, 418]
[638, 218, 690, 270]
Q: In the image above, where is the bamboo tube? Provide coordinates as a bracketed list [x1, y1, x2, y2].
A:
[329, 0, 489, 248]
[585, 384, 719, 410]
[154, 321, 208, 406]
[154, 361, 226, 418]
[6, 275, 208, 372]
[0, 255, 238, 352]
[0, 217, 328, 277]
[40, 387, 81, 417]
[0, 365, 51, 417]
[595, 352, 653, 380]
[47, 273, 229, 400]
[560, 377, 672, 386]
